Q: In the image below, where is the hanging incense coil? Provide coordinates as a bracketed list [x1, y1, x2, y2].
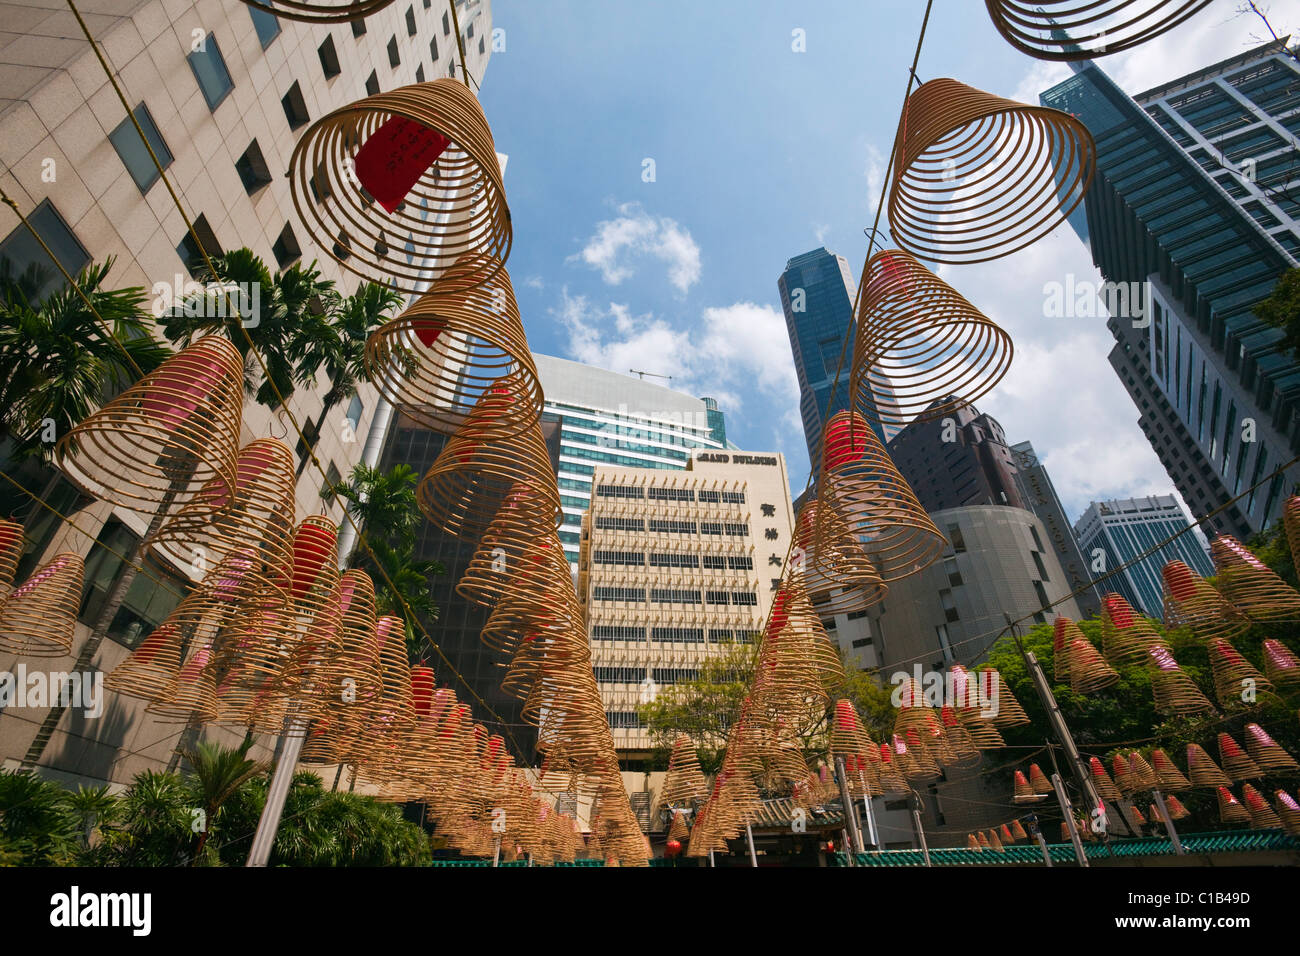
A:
[967, 834, 982, 851]
[461, 512, 569, 616]
[149, 438, 295, 601]
[146, 641, 219, 723]
[1127, 752, 1158, 792]
[939, 706, 981, 763]
[1207, 638, 1272, 709]
[666, 809, 690, 846]
[1241, 784, 1283, 829]
[1088, 756, 1120, 802]
[0, 519, 22, 600]
[289, 79, 510, 293]
[1013, 769, 1047, 803]
[1262, 639, 1300, 688]
[1161, 560, 1249, 642]
[1001, 823, 1016, 844]
[852, 249, 1012, 429]
[365, 269, 542, 438]
[1276, 791, 1300, 837]
[796, 498, 885, 614]
[887, 78, 1094, 264]
[1217, 786, 1251, 825]
[1146, 645, 1215, 716]
[235, 0, 397, 23]
[1186, 743, 1231, 788]
[1051, 616, 1074, 686]
[987, 828, 1005, 852]
[1243, 723, 1299, 774]
[1100, 593, 1165, 666]
[1121, 803, 1146, 831]
[818, 410, 944, 581]
[831, 699, 870, 757]
[1069, 633, 1119, 694]
[0, 552, 83, 657]
[54, 336, 242, 519]
[978, 669, 1029, 727]
[1010, 819, 1028, 841]
[660, 734, 708, 808]
[984, 1, 1215, 61]
[1112, 753, 1140, 796]
[1150, 749, 1190, 792]
[1164, 794, 1191, 821]
[1210, 535, 1300, 621]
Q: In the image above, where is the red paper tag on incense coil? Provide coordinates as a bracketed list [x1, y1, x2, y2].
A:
[823, 418, 869, 470]
[413, 318, 447, 348]
[1104, 594, 1135, 629]
[354, 116, 451, 213]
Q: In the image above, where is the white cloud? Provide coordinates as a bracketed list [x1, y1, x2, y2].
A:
[569, 201, 702, 293]
[864, 144, 887, 212]
[523, 275, 545, 291]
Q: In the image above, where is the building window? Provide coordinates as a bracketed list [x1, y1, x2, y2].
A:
[406, 6, 417, 35]
[282, 81, 310, 130]
[442, 11, 450, 34]
[943, 556, 963, 587]
[1031, 550, 1050, 582]
[733, 591, 758, 606]
[705, 590, 730, 605]
[351, 18, 367, 37]
[108, 103, 173, 193]
[1032, 579, 1050, 611]
[430, 38, 439, 61]
[649, 588, 702, 605]
[272, 223, 302, 269]
[592, 625, 644, 642]
[175, 214, 222, 278]
[415, 64, 425, 83]
[295, 416, 321, 464]
[947, 523, 966, 553]
[188, 34, 234, 110]
[650, 627, 705, 644]
[851, 636, 873, 649]
[935, 623, 954, 663]
[593, 586, 646, 603]
[345, 394, 364, 431]
[365, 70, 380, 96]
[321, 462, 341, 501]
[249, 6, 280, 48]
[318, 35, 342, 79]
[478, 36, 485, 55]
[235, 139, 272, 194]
[0, 200, 90, 302]
[387, 36, 400, 68]
[938, 588, 959, 623]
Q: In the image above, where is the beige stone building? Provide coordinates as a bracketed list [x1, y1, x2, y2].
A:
[578, 450, 795, 761]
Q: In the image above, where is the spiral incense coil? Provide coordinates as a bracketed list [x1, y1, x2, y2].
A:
[1276, 790, 1300, 837]
[1007, 819, 1027, 841]
[978, 668, 1030, 727]
[146, 642, 219, 723]
[987, 828, 1005, 852]
[1050, 616, 1075, 686]
[1088, 756, 1120, 802]
[660, 734, 708, 808]
[1001, 823, 1017, 844]
[984, 1, 1214, 61]
[466, 531, 574, 635]
[939, 707, 981, 763]
[1121, 803, 1146, 831]
[1150, 749, 1191, 792]
[288, 79, 510, 294]
[1127, 752, 1158, 792]
[1217, 786, 1251, 825]
[887, 78, 1094, 265]
[1239, 784, 1283, 829]
[366, 267, 540, 438]
[0, 519, 23, 599]
[1210, 534, 1300, 622]
[1069, 632, 1119, 694]
[1207, 638, 1272, 709]
[666, 809, 690, 845]
[1013, 769, 1047, 804]
[1186, 743, 1231, 788]
[1161, 560, 1249, 642]
[818, 410, 945, 582]
[324, 569, 382, 699]
[370, 614, 415, 728]
[831, 699, 870, 757]
[54, 337, 242, 520]
[956, 707, 1005, 750]
[149, 439, 296, 601]
[235, 0, 397, 23]
[1112, 753, 1139, 796]
[1243, 723, 1299, 774]
[1100, 592, 1165, 666]
[852, 249, 1013, 429]
[1146, 644, 1215, 716]
[796, 498, 885, 614]
[1262, 639, 1300, 688]
[967, 834, 983, 851]
[210, 603, 299, 723]
[0, 552, 82, 657]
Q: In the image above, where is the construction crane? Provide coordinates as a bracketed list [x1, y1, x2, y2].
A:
[629, 369, 673, 383]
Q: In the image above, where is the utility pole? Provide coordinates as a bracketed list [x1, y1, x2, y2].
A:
[835, 756, 866, 856]
[1151, 790, 1186, 855]
[745, 823, 759, 867]
[1051, 772, 1090, 867]
[1024, 813, 1052, 867]
[909, 791, 932, 866]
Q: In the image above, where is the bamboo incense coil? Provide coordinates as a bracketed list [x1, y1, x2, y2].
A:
[1210, 534, 1300, 622]
[54, 336, 242, 519]
[666, 809, 690, 845]
[1121, 803, 1147, 830]
[939, 706, 981, 762]
[831, 699, 870, 757]
[1070, 633, 1119, 693]
[1001, 823, 1016, 844]
[1161, 560, 1250, 643]
[1027, 763, 1052, 797]
[1275, 790, 1300, 837]
[876, 742, 909, 793]
[1010, 819, 1028, 841]
[1262, 639, 1300, 688]
[852, 249, 1013, 429]
[1051, 616, 1075, 686]
[900, 730, 941, 780]
[324, 569, 382, 700]
[1112, 753, 1140, 796]
[369, 614, 415, 728]
[1089, 756, 1120, 801]
[105, 621, 185, 702]
[235, 0, 398, 23]
[985, 1, 1215, 61]
[365, 266, 541, 438]
[1165, 794, 1191, 821]
[1217, 786, 1251, 825]
[818, 410, 945, 581]
[1149, 749, 1191, 792]
[1243, 723, 1299, 774]
[1241, 783, 1283, 829]
[967, 834, 982, 851]
[1146, 644, 1215, 716]
[1186, 743, 1231, 788]
[450, 482, 554, 609]
[957, 707, 1005, 750]
[660, 733, 708, 808]
[149, 438, 295, 602]
[976, 830, 992, 851]
[145, 641, 218, 723]
[1127, 752, 1158, 791]
[0, 519, 22, 600]
[1207, 638, 1273, 709]
[1013, 769, 1047, 803]
[978, 669, 1029, 727]
[1100, 592, 1165, 666]
[887, 78, 1094, 264]
[796, 497, 886, 614]
[987, 828, 1005, 852]
[288, 79, 510, 294]
[0, 552, 83, 657]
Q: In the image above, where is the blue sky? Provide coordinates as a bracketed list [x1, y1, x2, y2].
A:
[475, 0, 1297, 521]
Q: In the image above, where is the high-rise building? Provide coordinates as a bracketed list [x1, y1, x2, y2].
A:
[778, 247, 898, 470]
[1041, 39, 1300, 539]
[532, 353, 728, 568]
[577, 451, 795, 760]
[0, 0, 493, 784]
[1073, 494, 1214, 618]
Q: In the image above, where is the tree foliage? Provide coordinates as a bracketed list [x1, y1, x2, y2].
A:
[1255, 266, 1300, 360]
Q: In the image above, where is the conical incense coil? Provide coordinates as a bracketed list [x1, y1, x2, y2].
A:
[276, 518, 345, 692]
[1150, 749, 1190, 792]
[1217, 786, 1251, 825]
[853, 249, 1012, 429]
[887, 78, 1094, 264]
[1186, 743, 1231, 788]
[288, 79, 510, 294]
[1207, 638, 1272, 709]
[366, 266, 541, 438]
[1112, 753, 1141, 796]
[1161, 560, 1249, 643]
[1051, 617, 1076, 686]
[146, 642, 218, 723]
[987, 828, 1005, 852]
[1210, 534, 1300, 622]
[1243, 723, 1299, 774]
[1013, 769, 1047, 803]
[956, 708, 1005, 750]
[1275, 790, 1300, 837]
[976, 669, 1028, 727]
[831, 699, 870, 757]
[899, 730, 941, 780]
[985, 1, 1215, 61]
[210, 604, 300, 723]
[0, 519, 22, 600]
[54, 336, 242, 519]
[450, 482, 553, 609]
[322, 569, 382, 701]
[0, 552, 82, 657]
[1088, 756, 1120, 801]
[1069, 632, 1118, 694]
[1127, 752, 1158, 791]
[975, 830, 992, 850]
[1262, 639, 1300, 688]
[795, 497, 885, 614]
[1146, 645, 1215, 716]
[877, 742, 909, 793]
[148, 438, 295, 602]
[967, 834, 982, 851]
[818, 410, 944, 581]
[660, 733, 708, 808]
[939, 706, 981, 762]
[1164, 794, 1191, 821]
[1100, 592, 1165, 666]
[417, 411, 560, 542]
[236, 0, 398, 24]
[1241, 783, 1283, 829]
[1121, 803, 1147, 831]
[1001, 823, 1016, 844]
[666, 809, 690, 847]
[1027, 763, 1052, 797]
[368, 615, 415, 729]
[1010, 819, 1028, 841]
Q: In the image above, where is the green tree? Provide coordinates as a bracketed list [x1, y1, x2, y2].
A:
[98, 770, 192, 866]
[179, 738, 269, 865]
[1255, 266, 1300, 360]
[0, 770, 78, 865]
[63, 784, 119, 850]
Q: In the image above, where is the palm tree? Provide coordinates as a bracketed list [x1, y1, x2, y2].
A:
[179, 738, 268, 865]
[299, 280, 404, 416]
[62, 784, 119, 851]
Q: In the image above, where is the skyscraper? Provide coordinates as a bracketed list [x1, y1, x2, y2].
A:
[778, 247, 898, 470]
[1041, 39, 1300, 539]
[1073, 495, 1215, 617]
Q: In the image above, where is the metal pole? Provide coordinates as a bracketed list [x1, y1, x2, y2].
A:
[1024, 813, 1052, 867]
[1050, 772, 1089, 867]
[857, 771, 880, 849]
[708, 849, 715, 867]
[840, 828, 855, 866]
[909, 792, 932, 866]
[245, 715, 308, 866]
[493, 837, 501, 867]
[835, 756, 866, 856]
[1152, 789, 1186, 855]
[745, 823, 758, 867]
[1023, 649, 1106, 833]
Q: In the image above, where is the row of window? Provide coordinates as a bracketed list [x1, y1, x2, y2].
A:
[588, 626, 758, 644]
[593, 667, 700, 685]
[589, 551, 754, 570]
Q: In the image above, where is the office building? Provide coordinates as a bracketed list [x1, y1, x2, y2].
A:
[1073, 494, 1214, 618]
[577, 450, 795, 759]
[0, 0, 493, 783]
[532, 353, 728, 569]
[1041, 39, 1300, 539]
